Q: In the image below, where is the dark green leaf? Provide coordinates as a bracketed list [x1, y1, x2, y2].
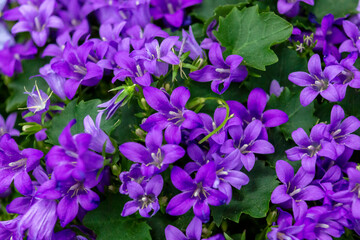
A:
[211, 161, 278, 226]
[312, 0, 358, 20]
[83, 194, 152, 240]
[214, 6, 293, 70]
[266, 87, 317, 140]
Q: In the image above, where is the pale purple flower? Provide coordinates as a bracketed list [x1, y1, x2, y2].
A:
[189, 43, 248, 95]
[165, 216, 202, 240]
[339, 20, 360, 53]
[121, 174, 163, 218]
[0, 113, 19, 137]
[24, 85, 51, 114]
[166, 162, 227, 222]
[288, 54, 344, 106]
[269, 79, 284, 97]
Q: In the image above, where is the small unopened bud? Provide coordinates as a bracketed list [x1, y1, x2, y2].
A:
[164, 83, 171, 92]
[140, 98, 148, 110]
[266, 210, 278, 226]
[135, 128, 146, 139]
[111, 164, 121, 176]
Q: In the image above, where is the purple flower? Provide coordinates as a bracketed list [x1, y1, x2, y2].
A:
[189, 43, 248, 95]
[141, 86, 202, 144]
[288, 54, 344, 106]
[150, 0, 202, 27]
[84, 114, 115, 154]
[35, 129, 47, 141]
[176, 26, 204, 60]
[165, 216, 202, 240]
[125, 23, 169, 50]
[166, 162, 227, 222]
[285, 125, 337, 173]
[0, 40, 37, 77]
[51, 41, 103, 99]
[0, 113, 19, 137]
[269, 79, 284, 97]
[277, 0, 314, 18]
[133, 36, 180, 77]
[314, 14, 347, 59]
[98, 89, 128, 120]
[120, 127, 185, 177]
[45, 119, 104, 182]
[0, 22, 14, 50]
[24, 85, 51, 114]
[271, 160, 324, 220]
[227, 87, 288, 139]
[18, 199, 58, 240]
[39, 63, 67, 100]
[11, 0, 64, 47]
[112, 53, 152, 86]
[267, 208, 304, 240]
[0, 134, 43, 195]
[121, 174, 163, 218]
[119, 163, 148, 195]
[0, 217, 22, 240]
[324, 105, 360, 155]
[340, 20, 360, 53]
[221, 120, 275, 171]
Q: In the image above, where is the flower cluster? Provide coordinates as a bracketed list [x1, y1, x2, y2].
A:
[269, 104, 360, 239]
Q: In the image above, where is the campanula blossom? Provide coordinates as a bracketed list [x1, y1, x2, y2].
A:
[220, 120, 275, 171]
[84, 114, 115, 154]
[24, 84, 51, 114]
[340, 20, 360, 53]
[277, 0, 314, 18]
[119, 163, 148, 195]
[120, 127, 185, 177]
[11, 0, 64, 47]
[165, 216, 202, 240]
[285, 124, 337, 173]
[125, 23, 169, 50]
[271, 160, 325, 220]
[0, 113, 20, 137]
[269, 79, 284, 97]
[288, 54, 344, 106]
[141, 86, 202, 144]
[189, 43, 248, 95]
[176, 25, 204, 60]
[150, 0, 202, 27]
[0, 22, 14, 50]
[0, 134, 43, 195]
[166, 162, 227, 222]
[122, 174, 163, 218]
[267, 208, 304, 240]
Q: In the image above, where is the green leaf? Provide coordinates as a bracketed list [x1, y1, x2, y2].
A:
[312, 0, 358, 20]
[245, 46, 308, 91]
[46, 99, 119, 145]
[83, 194, 152, 240]
[214, 6, 293, 71]
[192, 0, 248, 22]
[211, 161, 278, 226]
[266, 87, 317, 140]
[5, 59, 49, 112]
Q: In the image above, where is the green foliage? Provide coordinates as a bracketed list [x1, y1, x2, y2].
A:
[192, 0, 248, 21]
[83, 194, 152, 240]
[266, 87, 317, 140]
[5, 59, 49, 112]
[214, 6, 293, 71]
[312, 0, 358, 20]
[211, 161, 278, 226]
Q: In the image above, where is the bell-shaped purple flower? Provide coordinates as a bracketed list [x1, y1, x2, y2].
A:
[165, 216, 202, 240]
[189, 43, 248, 95]
[121, 174, 163, 218]
[24, 85, 51, 114]
[0, 134, 43, 195]
[119, 163, 148, 195]
[125, 23, 169, 50]
[45, 119, 104, 182]
[267, 208, 304, 240]
[277, 0, 314, 18]
[288, 54, 344, 106]
[0, 113, 20, 137]
[176, 26, 204, 60]
[324, 105, 360, 155]
[141, 86, 202, 144]
[285, 124, 338, 172]
[340, 20, 360, 53]
[11, 0, 64, 47]
[221, 120, 275, 171]
[150, 0, 202, 27]
[166, 162, 227, 222]
[84, 114, 115, 154]
[120, 127, 185, 177]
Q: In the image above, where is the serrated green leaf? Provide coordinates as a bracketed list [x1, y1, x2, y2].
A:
[245, 46, 308, 91]
[192, 0, 248, 22]
[312, 0, 358, 20]
[211, 161, 278, 226]
[214, 6, 293, 70]
[266, 87, 317, 140]
[83, 194, 152, 240]
[5, 59, 49, 112]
